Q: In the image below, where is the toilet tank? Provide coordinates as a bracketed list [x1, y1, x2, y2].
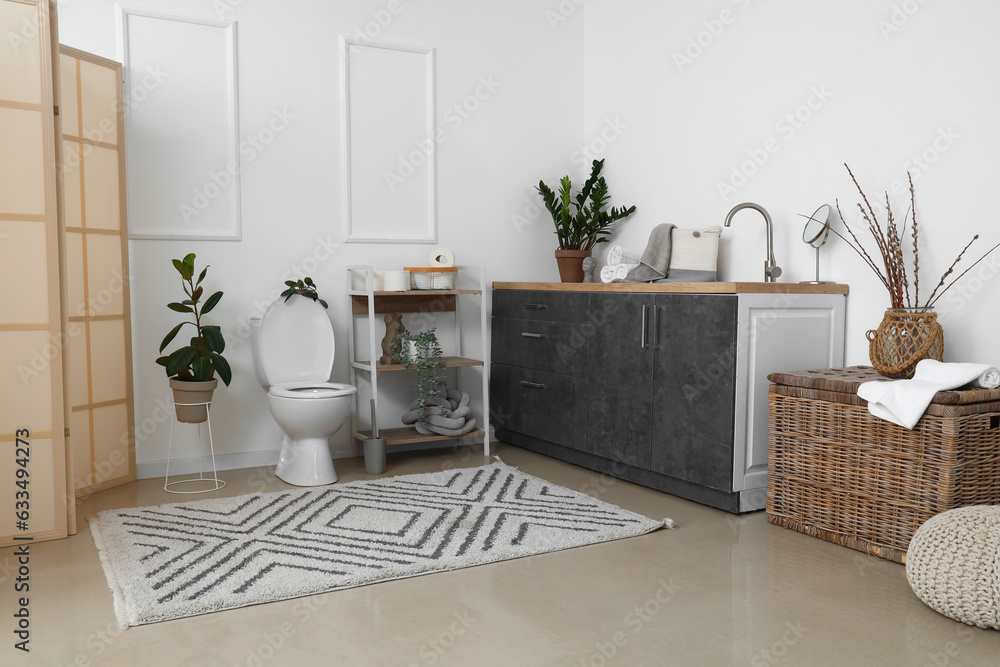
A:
[249, 315, 270, 389]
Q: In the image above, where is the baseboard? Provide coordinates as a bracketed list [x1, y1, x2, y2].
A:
[137, 441, 359, 480]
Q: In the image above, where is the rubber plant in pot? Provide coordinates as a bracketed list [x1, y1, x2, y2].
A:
[156, 254, 232, 423]
[537, 158, 637, 282]
[391, 327, 446, 423]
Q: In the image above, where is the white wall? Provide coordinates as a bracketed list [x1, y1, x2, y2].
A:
[58, 0, 1000, 474]
[584, 0, 1000, 365]
[57, 0, 585, 471]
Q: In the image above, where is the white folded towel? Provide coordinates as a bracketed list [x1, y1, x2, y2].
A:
[857, 359, 1000, 429]
[607, 245, 641, 267]
[615, 264, 632, 280]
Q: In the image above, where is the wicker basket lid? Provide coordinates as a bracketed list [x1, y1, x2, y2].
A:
[767, 366, 1000, 406]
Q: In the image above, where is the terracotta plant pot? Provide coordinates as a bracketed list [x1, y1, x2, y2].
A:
[169, 378, 218, 423]
[866, 308, 944, 379]
[554, 249, 592, 283]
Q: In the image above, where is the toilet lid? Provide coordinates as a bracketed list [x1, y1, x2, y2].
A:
[259, 297, 335, 385]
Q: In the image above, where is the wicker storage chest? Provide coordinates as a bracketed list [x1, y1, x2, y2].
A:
[766, 366, 1000, 564]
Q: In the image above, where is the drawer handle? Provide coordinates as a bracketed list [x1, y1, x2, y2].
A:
[520, 332, 546, 339]
[519, 381, 546, 389]
[522, 303, 547, 310]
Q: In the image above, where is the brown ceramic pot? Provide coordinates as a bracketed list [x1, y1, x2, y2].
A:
[554, 249, 592, 283]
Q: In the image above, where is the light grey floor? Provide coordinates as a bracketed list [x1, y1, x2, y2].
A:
[3, 442, 998, 666]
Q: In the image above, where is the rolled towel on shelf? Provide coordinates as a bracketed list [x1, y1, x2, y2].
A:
[608, 245, 641, 267]
[615, 264, 632, 280]
[600, 265, 618, 283]
[857, 359, 1000, 429]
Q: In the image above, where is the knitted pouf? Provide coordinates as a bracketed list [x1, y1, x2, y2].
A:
[906, 506, 1000, 629]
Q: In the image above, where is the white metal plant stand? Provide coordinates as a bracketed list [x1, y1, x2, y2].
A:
[163, 399, 226, 494]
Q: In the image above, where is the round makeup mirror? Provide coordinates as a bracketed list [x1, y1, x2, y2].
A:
[800, 204, 834, 284]
[803, 204, 831, 248]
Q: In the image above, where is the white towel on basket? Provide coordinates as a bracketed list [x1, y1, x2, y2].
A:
[857, 359, 1000, 430]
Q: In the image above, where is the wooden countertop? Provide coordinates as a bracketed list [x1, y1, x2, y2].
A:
[493, 282, 849, 295]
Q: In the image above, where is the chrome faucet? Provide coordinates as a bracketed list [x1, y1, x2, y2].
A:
[724, 202, 782, 282]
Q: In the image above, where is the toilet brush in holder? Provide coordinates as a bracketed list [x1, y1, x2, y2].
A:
[363, 399, 386, 475]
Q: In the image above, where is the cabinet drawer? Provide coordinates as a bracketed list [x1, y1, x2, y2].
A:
[493, 290, 590, 323]
[491, 317, 589, 377]
[490, 363, 587, 451]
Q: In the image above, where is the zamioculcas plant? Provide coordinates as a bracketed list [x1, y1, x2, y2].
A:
[536, 158, 637, 250]
[156, 253, 232, 386]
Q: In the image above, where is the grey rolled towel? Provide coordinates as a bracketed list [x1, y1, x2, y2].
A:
[620, 223, 675, 282]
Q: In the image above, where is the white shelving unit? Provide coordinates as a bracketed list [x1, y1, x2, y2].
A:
[346, 266, 490, 455]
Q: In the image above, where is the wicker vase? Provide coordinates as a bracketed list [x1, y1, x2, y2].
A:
[866, 308, 944, 379]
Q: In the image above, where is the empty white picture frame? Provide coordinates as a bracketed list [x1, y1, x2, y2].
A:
[341, 38, 436, 244]
[119, 8, 241, 240]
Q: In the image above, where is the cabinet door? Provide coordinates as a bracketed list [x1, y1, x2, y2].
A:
[490, 363, 588, 451]
[586, 293, 653, 467]
[650, 294, 737, 491]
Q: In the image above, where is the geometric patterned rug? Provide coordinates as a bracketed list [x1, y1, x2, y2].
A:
[90, 462, 669, 628]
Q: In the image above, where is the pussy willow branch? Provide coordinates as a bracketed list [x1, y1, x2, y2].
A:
[838, 164, 999, 311]
[927, 240, 1000, 307]
[829, 203, 890, 288]
[924, 235, 979, 306]
[909, 173, 920, 307]
[846, 163, 886, 241]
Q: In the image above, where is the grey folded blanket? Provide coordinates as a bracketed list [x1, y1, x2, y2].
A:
[619, 223, 675, 282]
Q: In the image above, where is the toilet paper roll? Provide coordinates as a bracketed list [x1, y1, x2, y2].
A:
[373, 271, 385, 291]
[383, 270, 409, 291]
[429, 248, 455, 267]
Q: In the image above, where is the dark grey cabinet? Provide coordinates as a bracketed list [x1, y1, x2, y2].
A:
[490, 285, 847, 513]
[649, 294, 737, 491]
[586, 293, 654, 466]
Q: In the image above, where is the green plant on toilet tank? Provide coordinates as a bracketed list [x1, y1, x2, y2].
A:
[280, 276, 328, 308]
[156, 254, 232, 423]
[391, 328, 446, 422]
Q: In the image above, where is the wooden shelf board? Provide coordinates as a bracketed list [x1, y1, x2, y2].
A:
[353, 356, 484, 373]
[492, 281, 849, 295]
[348, 289, 482, 296]
[353, 427, 487, 446]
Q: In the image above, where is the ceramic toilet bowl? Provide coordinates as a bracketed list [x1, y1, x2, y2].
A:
[267, 382, 357, 486]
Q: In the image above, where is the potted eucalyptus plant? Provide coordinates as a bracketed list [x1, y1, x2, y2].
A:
[391, 327, 446, 423]
[536, 158, 637, 282]
[156, 253, 232, 423]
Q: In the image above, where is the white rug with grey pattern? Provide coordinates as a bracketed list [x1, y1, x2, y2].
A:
[90, 462, 668, 628]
